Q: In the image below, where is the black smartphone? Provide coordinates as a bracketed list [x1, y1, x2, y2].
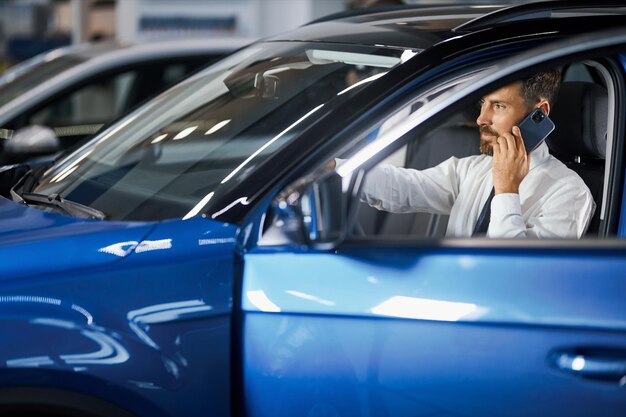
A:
[518, 108, 555, 153]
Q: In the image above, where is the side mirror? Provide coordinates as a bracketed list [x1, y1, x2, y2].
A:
[5, 125, 60, 160]
[260, 168, 365, 249]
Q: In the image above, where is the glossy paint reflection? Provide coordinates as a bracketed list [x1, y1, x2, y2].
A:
[0, 216, 238, 417]
[372, 295, 486, 321]
[243, 252, 492, 323]
[0, 198, 156, 281]
[0, 296, 126, 374]
[243, 250, 626, 328]
[3, 299, 129, 369]
[246, 290, 281, 313]
[127, 299, 214, 350]
[244, 314, 360, 417]
[243, 246, 626, 417]
[99, 238, 173, 257]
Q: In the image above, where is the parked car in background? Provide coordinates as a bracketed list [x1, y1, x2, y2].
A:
[1, 2, 626, 417]
[0, 38, 250, 164]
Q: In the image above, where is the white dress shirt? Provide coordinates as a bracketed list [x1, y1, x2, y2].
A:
[360, 142, 595, 238]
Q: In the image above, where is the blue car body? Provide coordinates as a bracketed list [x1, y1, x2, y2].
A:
[0, 199, 237, 415]
[1, 3, 626, 417]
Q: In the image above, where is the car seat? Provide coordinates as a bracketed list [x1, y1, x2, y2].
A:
[546, 81, 608, 236]
[357, 109, 480, 237]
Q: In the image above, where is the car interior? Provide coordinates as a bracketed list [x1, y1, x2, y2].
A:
[354, 59, 614, 239]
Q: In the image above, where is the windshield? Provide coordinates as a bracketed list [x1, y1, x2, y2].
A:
[0, 54, 86, 107]
[33, 41, 413, 222]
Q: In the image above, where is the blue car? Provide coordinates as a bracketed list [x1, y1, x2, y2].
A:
[1, 2, 626, 417]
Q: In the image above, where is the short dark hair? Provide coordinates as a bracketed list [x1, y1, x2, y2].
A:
[519, 69, 562, 108]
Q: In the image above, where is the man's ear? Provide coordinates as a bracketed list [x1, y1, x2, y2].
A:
[537, 99, 550, 116]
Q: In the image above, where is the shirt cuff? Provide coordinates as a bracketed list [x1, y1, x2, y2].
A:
[491, 193, 522, 219]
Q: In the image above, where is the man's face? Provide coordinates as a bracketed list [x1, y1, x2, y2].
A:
[476, 82, 530, 155]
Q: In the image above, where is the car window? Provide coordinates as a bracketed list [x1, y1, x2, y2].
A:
[162, 64, 187, 85]
[21, 59, 211, 146]
[28, 70, 139, 138]
[162, 63, 193, 85]
[121, 59, 212, 111]
[338, 58, 616, 240]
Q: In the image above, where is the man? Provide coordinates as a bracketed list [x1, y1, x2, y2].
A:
[353, 70, 595, 238]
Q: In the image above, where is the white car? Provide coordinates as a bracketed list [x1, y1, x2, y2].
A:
[0, 38, 251, 163]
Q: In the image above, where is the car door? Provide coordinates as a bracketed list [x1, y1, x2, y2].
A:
[239, 30, 626, 417]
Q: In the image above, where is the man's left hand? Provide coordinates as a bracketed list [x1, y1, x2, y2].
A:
[492, 126, 530, 194]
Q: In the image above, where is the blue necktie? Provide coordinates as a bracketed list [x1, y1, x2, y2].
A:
[473, 187, 495, 236]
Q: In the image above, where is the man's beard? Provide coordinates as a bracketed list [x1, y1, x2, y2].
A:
[479, 125, 498, 156]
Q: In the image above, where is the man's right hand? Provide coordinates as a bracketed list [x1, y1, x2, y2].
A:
[492, 126, 530, 195]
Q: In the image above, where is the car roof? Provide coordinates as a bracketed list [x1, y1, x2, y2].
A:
[270, 2, 626, 49]
[271, 5, 502, 49]
[63, 38, 253, 62]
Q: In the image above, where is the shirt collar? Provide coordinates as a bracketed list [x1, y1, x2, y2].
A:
[529, 141, 551, 170]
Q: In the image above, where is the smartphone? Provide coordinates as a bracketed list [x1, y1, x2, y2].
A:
[518, 108, 555, 153]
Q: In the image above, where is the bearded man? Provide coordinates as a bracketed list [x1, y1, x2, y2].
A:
[356, 69, 595, 238]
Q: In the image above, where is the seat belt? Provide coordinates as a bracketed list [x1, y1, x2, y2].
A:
[472, 187, 495, 236]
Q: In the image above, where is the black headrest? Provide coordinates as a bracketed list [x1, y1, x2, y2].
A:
[546, 82, 608, 160]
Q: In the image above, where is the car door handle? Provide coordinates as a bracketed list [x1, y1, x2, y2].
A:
[550, 347, 626, 383]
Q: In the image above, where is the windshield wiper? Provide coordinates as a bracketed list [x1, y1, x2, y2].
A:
[10, 190, 106, 220]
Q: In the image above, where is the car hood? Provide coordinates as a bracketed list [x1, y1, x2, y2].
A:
[0, 197, 156, 282]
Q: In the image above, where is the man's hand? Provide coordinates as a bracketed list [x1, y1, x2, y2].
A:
[492, 126, 530, 194]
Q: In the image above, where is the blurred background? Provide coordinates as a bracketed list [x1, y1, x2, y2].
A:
[0, 0, 533, 71]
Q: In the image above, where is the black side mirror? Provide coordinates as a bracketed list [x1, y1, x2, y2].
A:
[260, 168, 365, 249]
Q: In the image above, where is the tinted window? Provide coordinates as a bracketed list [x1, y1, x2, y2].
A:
[23, 59, 211, 144]
[29, 70, 138, 129]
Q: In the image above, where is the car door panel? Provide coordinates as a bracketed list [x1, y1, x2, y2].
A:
[242, 247, 626, 417]
[239, 29, 626, 417]
[243, 249, 626, 327]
